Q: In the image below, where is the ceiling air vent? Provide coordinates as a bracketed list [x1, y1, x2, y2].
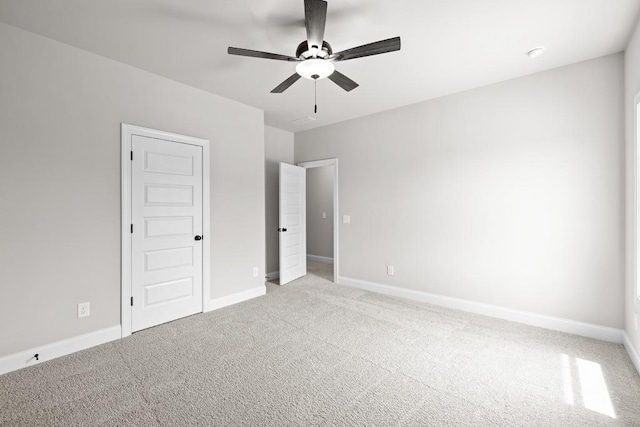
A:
[290, 116, 316, 125]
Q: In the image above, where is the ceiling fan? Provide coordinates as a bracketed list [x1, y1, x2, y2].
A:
[227, 0, 401, 102]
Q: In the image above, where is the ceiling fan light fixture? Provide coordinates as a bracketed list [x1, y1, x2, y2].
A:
[296, 59, 335, 80]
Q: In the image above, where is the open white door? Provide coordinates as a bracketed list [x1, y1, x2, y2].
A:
[279, 162, 306, 285]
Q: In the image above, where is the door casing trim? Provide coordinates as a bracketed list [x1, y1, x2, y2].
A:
[121, 124, 210, 338]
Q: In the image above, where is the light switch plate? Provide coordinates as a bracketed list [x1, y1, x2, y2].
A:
[322, 212, 327, 219]
[343, 215, 351, 224]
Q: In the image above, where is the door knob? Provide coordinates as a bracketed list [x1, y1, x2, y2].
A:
[194, 235, 203, 241]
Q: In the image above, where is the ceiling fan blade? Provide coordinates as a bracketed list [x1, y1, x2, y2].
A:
[332, 36, 401, 61]
[305, 0, 328, 52]
[328, 70, 359, 92]
[228, 47, 299, 62]
[271, 73, 302, 93]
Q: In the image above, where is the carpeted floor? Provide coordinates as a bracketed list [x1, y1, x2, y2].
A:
[1, 261, 639, 426]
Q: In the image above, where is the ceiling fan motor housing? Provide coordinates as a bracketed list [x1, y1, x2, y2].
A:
[296, 40, 333, 59]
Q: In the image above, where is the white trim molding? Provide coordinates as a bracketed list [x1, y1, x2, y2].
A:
[0, 326, 121, 376]
[266, 271, 280, 281]
[635, 92, 640, 311]
[307, 254, 334, 264]
[624, 332, 640, 375]
[206, 286, 266, 312]
[338, 276, 624, 344]
[121, 123, 211, 338]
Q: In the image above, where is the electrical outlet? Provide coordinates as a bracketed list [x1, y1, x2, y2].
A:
[343, 215, 351, 224]
[387, 265, 394, 276]
[253, 267, 259, 277]
[78, 302, 90, 318]
[322, 212, 327, 219]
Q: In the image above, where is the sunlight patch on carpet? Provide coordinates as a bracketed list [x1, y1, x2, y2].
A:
[577, 358, 616, 419]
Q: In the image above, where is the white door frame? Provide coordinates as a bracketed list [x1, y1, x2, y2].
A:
[121, 124, 210, 338]
[297, 158, 339, 282]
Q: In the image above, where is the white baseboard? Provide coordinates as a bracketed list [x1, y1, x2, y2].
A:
[337, 276, 623, 344]
[206, 285, 266, 312]
[624, 332, 640, 375]
[307, 254, 334, 264]
[0, 285, 267, 376]
[266, 271, 279, 281]
[0, 325, 121, 376]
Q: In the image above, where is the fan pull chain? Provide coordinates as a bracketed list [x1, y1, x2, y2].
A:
[314, 78, 318, 114]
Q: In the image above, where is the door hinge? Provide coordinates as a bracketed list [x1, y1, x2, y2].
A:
[130, 224, 133, 234]
[130, 151, 133, 161]
[131, 297, 133, 306]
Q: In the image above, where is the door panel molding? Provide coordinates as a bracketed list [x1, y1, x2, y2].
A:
[279, 163, 307, 285]
[121, 124, 210, 338]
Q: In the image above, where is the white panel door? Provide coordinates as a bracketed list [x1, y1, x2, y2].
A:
[131, 135, 203, 332]
[279, 162, 306, 285]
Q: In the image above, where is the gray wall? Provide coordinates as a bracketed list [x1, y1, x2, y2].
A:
[296, 54, 625, 328]
[0, 23, 266, 357]
[265, 126, 294, 275]
[306, 166, 334, 259]
[625, 18, 640, 353]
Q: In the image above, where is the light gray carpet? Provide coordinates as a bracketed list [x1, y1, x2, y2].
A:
[1, 262, 639, 426]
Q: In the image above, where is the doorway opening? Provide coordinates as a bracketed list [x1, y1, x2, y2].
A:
[276, 158, 338, 286]
[304, 163, 335, 282]
[299, 158, 339, 283]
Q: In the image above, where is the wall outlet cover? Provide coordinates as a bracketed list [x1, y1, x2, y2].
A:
[322, 212, 327, 219]
[343, 215, 351, 224]
[252, 267, 259, 277]
[387, 265, 394, 276]
[78, 302, 90, 318]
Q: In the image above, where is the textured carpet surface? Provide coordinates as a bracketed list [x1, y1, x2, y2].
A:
[1, 261, 639, 426]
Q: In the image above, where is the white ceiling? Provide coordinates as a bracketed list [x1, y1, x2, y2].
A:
[1, 0, 638, 132]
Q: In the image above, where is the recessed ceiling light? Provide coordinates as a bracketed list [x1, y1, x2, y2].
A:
[527, 47, 546, 59]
